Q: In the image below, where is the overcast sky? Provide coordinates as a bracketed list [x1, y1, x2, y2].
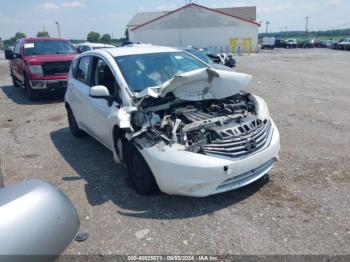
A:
[0, 0, 349, 39]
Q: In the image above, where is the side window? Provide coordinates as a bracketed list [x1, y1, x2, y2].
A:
[14, 41, 20, 54]
[76, 56, 91, 85]
[92, 57, 120, 99]
[81, 46, 91, 53]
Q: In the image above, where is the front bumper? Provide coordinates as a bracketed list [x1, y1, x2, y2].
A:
[30, 80, 67, 90]
[141, 120, 280, 197]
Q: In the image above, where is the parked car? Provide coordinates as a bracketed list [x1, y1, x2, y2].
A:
[217, 53, 236, 68]
[297, 41, 303, 48]
[319, 40, 335, 48]
[76, 42, 115, 53]
[275, 39, 286, 48]
[298, 40, 315, 48]
[313, 39, 322, 48]
[330, 40, 340, 49]
[285, 39, 297, 48]
[336, 38, 350, 50]
[5, 45, 14, 52]
[65, 46, 280, 197]
[201, 48, 236, 68]
[261, 37, 275, 49]
[181, 47, 233, 71]
[5, 37, 77, 100]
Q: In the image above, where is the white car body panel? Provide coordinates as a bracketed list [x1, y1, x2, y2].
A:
[165, 69, 251, 101]
[65, 46, 280, 197]
[141, 120, 279, 197]
[134, 68, 251, 101]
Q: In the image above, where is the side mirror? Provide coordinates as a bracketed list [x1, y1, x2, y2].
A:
[89, 85, 113, 106]
[13, 53, 22, 59]
[4, 49, 14, 60]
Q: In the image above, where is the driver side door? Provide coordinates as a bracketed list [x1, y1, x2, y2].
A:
[86, 56, 121, 150]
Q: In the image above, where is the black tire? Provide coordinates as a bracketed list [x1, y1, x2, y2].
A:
[67, 107, 85, 138]
[125, 144, 158, 195]
[24, 76, 40, 101]
[10, 70, 20, 87]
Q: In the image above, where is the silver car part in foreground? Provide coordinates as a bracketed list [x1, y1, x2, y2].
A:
[0, 179, 79, 257]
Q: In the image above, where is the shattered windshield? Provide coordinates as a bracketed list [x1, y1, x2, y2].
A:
[115, 52, 207, 92]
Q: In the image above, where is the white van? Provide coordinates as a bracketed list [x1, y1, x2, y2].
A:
[261, 37, 276, 49]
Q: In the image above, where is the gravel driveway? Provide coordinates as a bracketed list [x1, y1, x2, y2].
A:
[0, 48, 349, 255]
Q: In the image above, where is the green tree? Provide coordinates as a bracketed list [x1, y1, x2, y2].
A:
[100, 34, 111, 44]
[87, 31, 100, 42]
[37, 31, 50, 37]
[124, 28, 129, 40]
[14, 32, 26, 40]
[3, 32, 26, 49]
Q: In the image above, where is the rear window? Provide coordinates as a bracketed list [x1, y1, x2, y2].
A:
[23, 40, 76, 55]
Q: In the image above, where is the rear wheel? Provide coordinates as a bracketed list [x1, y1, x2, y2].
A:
[24, 76, 40, 101]
[67, 107, 85, 138]
[125, 144, 158, 195]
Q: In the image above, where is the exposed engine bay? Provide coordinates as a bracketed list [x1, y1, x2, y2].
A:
[130, 92, 271, 159]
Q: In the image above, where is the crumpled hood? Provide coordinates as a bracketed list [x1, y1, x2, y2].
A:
[134, 68, 252, 101]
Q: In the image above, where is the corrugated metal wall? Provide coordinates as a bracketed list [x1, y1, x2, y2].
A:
[129, 5, 258, 53]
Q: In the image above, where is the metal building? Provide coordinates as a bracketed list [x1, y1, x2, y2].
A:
[127, 3, 260, 53]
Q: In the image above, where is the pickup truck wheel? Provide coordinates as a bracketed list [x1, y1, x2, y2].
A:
[125, 145, 158, 195]
[10, 70, 20, 87]
[24, 77, 40, 101]
[67, 107, 85, 138]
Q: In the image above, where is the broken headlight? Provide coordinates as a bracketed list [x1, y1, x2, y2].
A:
[253, 95, 270, 121]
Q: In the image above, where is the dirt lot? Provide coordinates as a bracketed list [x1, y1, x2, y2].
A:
[0, 48, 349, 255]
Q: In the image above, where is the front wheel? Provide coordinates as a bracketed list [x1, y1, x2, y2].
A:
[125, 144, 158, 195]
[10, 70, 20, 87]
[24, 76, 40, 101]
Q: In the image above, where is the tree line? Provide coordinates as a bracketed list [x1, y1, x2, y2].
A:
[1, 29, 129, 49]
[2, 31, 50, 49]
[86, 29, 129, 44]
[86, 31, 112, 44]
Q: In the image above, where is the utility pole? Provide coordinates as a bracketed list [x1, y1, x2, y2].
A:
[55, 21, 61, 38]
[265, 21, 270, 36]
[304, 16, 310, 39]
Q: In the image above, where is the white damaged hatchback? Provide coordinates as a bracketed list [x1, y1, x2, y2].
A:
[65, 46, 280, 197]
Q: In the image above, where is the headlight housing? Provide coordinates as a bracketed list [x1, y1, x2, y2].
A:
[29, 65, 43, 76]
[253, 95, 270, 121]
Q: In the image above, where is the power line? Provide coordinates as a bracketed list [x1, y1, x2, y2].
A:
[329, 22, 350, 29]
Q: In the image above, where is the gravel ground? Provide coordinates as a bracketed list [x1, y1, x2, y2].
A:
[0, 48, 349, 255]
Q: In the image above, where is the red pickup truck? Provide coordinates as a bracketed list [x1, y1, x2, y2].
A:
[5, 37, 77, 100]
